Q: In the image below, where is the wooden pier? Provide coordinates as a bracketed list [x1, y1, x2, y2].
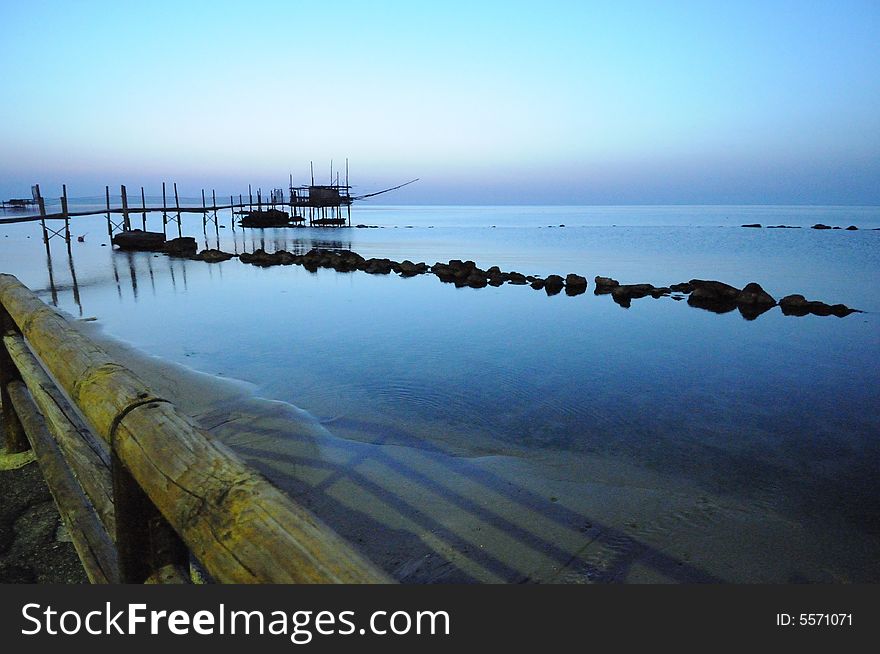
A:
[0, 274, 391, 584]
[0, 166, 418, 251]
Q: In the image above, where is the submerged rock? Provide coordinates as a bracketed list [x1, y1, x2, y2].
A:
[164, 237, 198, 258]
[779, 294, 858, 318]
[846, 225, 859, 230]
[811, 223, 833, 230]
[239, 248, 296, 266]
[195, 249, 235, 263]
[741, 223, 762, 228]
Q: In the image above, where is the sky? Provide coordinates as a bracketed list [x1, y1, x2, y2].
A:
[0, 1, 878, 204]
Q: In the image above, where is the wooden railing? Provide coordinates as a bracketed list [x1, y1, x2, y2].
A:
[0, 273, 391, 584]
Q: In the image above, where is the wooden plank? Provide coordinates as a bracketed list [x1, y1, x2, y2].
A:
[6, 380, 119, 584]
[3, 333, 114, 534]
[0, 274, 392, 584]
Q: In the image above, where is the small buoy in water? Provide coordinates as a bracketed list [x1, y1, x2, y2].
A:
[100, 243, 106, 246]
[77, 235, 85, 242]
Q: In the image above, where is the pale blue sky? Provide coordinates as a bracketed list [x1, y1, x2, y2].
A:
[1, 1, 878, 204]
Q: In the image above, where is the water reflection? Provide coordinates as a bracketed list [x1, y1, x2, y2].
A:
[44, 242, 82, 315]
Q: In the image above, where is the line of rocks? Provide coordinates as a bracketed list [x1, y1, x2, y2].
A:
[742, 223, 874, 230]
[111, 237, 861, 318]
[595, 276, 858, 318]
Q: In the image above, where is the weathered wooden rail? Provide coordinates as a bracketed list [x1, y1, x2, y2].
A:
[0, 273, 391, 584]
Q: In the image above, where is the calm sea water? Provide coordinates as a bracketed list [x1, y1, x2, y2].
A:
[2, 203, 879, 582]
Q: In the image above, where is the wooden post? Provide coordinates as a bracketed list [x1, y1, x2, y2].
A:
[162, 182, 168, 236]
[141, 186, 147, 231]
[212, 189, 217, 221]
[201, 189, 207, 228]
[120, 185, 130, 231]
[0, 301, 28, 454]
[248, 184, 253, 213]
[105, 185, 112, 239]
[230, 195, 234, 231]
[35, 184, 49, 254]
[173, 183, 181, 238]
[61, 184, 71, 243]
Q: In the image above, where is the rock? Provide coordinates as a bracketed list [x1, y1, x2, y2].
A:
[396, 260, 428, 277]
[361, 258, 394, 274]
[431, 259, 480, 283]
[195, 249, 235, 263]
[565, 274, 587, 289]
[650, 287, 672, 298]
[846, 225, 858, 230]
[544, 274, 565, 295]
[507, 272, 528, 285]
[466, 272, 488, 288]
[688, 279, 740, 300]
[811, 224, 832, 230]
[239, 248, 295, 266]
[669, 282, 693, 293]
[164, 237, 198, 258]
[736, 282, 776, 306]
[686, 279, 741, 313]
[779, 294, 858, 318]
[593, 276, 620, 294]
[111, 229, 165, 251]
[530, 278, 545, 290]
[610, 283, 656, 307]
[564, 274, 587, 296]
[766, 225, 801, 229]
[741, 223, 762, 228]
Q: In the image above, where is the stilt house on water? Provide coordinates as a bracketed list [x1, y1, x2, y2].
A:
[239, 161, 417, 228]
